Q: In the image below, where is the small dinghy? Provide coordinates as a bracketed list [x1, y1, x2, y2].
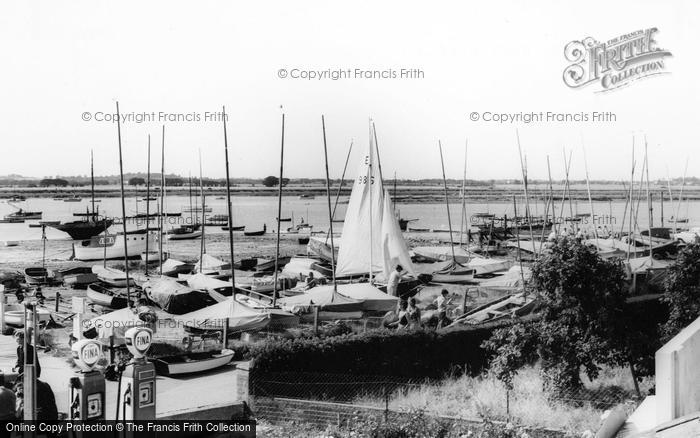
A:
[243, 224, 266, 237]
[57, 267, 99, 289]
[167, 224, 203, 240]
[160, 258, 194, 277]
[24, 267, 55, 285]
[221, 225, 245, 231]
[141, 250, 169, 263]
[3, 304, 52, 327]
[91, 265, 134, 287]
[3, 241, 19, 247]
[87, 283, 130, 309]
[153, 349, 235, 376]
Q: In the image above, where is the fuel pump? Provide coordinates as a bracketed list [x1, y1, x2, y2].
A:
[69, 339, 105, 421]
[119, 327, 156, 420]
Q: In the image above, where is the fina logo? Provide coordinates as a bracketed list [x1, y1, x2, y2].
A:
[80, 342, 101, 366]
[563, 28, 672, 92]
[133, 329, 152, 353]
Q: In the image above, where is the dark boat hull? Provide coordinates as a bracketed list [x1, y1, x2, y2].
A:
[50, 219, 114, 240]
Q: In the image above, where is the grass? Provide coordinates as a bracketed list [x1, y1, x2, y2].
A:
[351, 365, 652, 435]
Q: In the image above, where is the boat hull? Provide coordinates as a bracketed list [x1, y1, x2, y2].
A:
[73, 233, 152, 261]
[4, 305, 52, 327]
[153, 349, 235, 376]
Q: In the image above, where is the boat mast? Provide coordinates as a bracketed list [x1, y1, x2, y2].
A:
[557, 149, 573, 231]
[438, 141, 457, 263]
[459, 139, 468, 246]
[322, 115, 337, 291]
[516, 130, 536, 254]
[188, 173, 193, 226]
[645, 137, 652, 261]
[368, 121, 374, 283]
[199, 149, 206, 263]
[159, 125, 165, 276]
[674, 158, 688, 233]
[325, 140, 353, 245]
[272, 112, 285, 306]
[115, 102, 131, 307]
[222, 106, 237, 298]
[90, 149, 96, 219]
[582, 142, 598, 248]
[145, 135, 151, 273]
[627, 140, 636, 261]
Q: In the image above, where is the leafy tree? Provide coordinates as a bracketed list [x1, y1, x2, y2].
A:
[484, 237, 630, 394]
[660, 243, 700, 341]
[128, 177, 145, 186]
[262, 176, 279, 187]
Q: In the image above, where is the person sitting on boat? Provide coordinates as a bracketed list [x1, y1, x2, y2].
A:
[407, 297, 422, 329]
[387, 265, 407, 297]
[435, 289, 453, 329]
[13, 330, 41, 378]
[305, 272, 318, 289]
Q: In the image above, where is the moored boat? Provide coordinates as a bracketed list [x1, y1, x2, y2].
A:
[167, 224, 202, 240]
[86, 283, 130, 309]
[3, 304, 52, 327]
[153, 349, 235, 376]
[91, 265, 134, 287]
[243, 224, 267, 236]
[73, 232, 152, 261]
[24, 267, 55, 285]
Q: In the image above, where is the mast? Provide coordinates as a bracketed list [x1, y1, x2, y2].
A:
[325, 140, 353, 245]
[222, 106, 237, 297]
[645, 137, 652, 261]
[438, 141, 457, 263]
[188, 173, 193, 226]
[199, 149, 206, 263]
[557, 149, 573, 232]
[115, 102, 131, 307]
[90, 149, 96, 219]
[674, 158, 689, 233]
[322, 115, 337, 291]
[459, 139, 468, 246]
[372, 122, 384, 190]
[159, 125, 165, 276]
[626, 140, 635, 259]
[516, 130, 536, 254]
[145, 135, 151, 272]
[582, 142, 598, 248]
[368, 121, 374, 283]
[272, 112, 285, 306]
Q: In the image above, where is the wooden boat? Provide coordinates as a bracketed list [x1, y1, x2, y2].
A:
[56, 267, 98, 289]
[276, 217, 292, 222]
[91, 265, 134, 287]
[3, 241, 19, 247]
[39, 220, 60, 226]
[298, 236, 310, 245]
[153, 349, 235, 376]
[24, 267, 55, 285]
[73, 212, 99, 217]
[73, 232, 151, 261]
[429, 260, 476, 284]
[221, 225, 245, 231]
[63, 196, 82, 202]
[86, 283, 130, 309]
[3, 304, 52, 327]
[450, 293, 538, 326]
[244, 224, 266, 237]
[141, 250, 169, 263]
[255, 256, 291, 272]
[182, 206, 212, 213]
[51, 218, 114, 240]
[167, 224, 203, 240]
[204, 214, 229, 226]
[299, 194, 315, 199]
[0, 218, 24, 224]
[4, 209, 42, 220]
[160, 258, 194, 277]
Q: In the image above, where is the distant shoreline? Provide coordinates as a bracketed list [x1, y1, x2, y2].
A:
[2, 184, 700, 202]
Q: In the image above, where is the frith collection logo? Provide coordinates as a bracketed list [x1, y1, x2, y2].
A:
[563, 28, 672, 92]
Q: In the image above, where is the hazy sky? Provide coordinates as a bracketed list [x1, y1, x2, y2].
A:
[1, 1, 698, 181]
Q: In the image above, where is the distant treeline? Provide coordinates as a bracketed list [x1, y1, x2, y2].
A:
[2, 174, 699, 188]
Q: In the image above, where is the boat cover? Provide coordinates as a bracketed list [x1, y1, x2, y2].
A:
[144, 277, 216, 314]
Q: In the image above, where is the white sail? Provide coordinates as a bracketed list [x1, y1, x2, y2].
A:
[381, 188, 415, 277]
[335, 125, 385, 277]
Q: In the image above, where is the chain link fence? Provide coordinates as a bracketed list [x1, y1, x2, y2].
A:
[251, 370, 644, 434]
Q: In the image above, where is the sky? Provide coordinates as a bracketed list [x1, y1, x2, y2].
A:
[1, 1, 699, 182]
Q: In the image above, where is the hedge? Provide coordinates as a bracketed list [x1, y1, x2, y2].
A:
[244, 316, 540, 380]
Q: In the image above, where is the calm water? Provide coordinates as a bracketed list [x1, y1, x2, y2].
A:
[1, 195, 699, 265]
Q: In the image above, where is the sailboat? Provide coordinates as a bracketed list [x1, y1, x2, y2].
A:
[167, 176, 203, 240]
[334, 123, 418, 292]
[52, 152, 113, 240]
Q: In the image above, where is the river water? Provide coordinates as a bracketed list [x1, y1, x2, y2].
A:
[1, 195, 698, 266]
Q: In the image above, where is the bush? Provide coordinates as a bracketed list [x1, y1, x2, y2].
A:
[246, 318, 531, 380]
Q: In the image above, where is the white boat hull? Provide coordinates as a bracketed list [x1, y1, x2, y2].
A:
[74, 234, 152, 261]
[4, 305, 52, 327]
[153, 349, 235, 376]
